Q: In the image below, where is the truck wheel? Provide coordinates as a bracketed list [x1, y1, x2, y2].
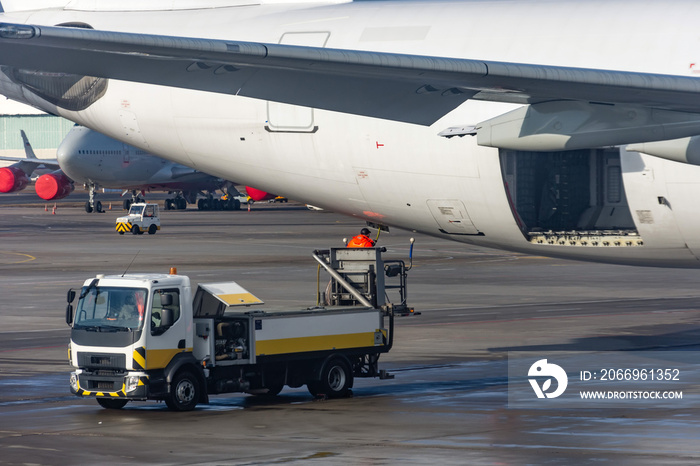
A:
[307, 381, 321, 397]
[265, 382, 284, 396]
[97, 398, 128, 410]
[131, 225, 140, 235]
[148, 224, 157, 235]
[311, 358, 353, 398]
[165, 371, 199, 411]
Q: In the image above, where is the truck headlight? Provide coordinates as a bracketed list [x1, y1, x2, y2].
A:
[126, 376, 140, 392]
[70, 372, 79, 391]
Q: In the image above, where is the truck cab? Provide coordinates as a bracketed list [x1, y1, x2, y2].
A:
[67, 272, 195, 409]
[116, 202, 160, 235]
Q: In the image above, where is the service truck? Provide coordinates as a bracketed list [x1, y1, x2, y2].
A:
[116, 202, 160, 235]
[65, 247, 413, 410]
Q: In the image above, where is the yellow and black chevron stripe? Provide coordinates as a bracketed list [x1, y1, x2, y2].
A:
[76, 386, 126, 398]
[75, 376, 148, 398]
[116, 222, 133, 233]
[133, 347, 146, 370]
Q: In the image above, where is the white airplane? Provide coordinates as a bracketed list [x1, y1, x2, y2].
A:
[0, 0, 699, 267]
[0, 127, 240, 212]
[56, 125, 240, 212]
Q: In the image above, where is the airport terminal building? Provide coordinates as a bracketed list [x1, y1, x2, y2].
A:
[0, 99, 72, 162]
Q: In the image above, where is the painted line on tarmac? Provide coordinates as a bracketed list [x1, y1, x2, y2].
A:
[403, 308, 700, 327]
[0, 251, 36, 264]
[0, 328, 66, 334]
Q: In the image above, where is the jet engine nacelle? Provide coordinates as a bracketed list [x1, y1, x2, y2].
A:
[245, 186, 276, 202]
[0, 166, 30, 193]
[35, 171, 74, 200]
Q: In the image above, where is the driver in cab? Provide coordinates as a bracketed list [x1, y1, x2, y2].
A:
[107, 294, 141, 328]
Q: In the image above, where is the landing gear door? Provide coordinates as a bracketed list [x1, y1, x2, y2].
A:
[427, 199, 480, 235]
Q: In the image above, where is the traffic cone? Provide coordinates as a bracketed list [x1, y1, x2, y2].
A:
[247, 202, 251, 212]
[52, 204, 56, 215]
[109, 202, 112, 210]
[44, 204, 48, 212]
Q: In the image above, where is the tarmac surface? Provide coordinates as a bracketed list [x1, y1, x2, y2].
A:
[2, 195, 700, 465]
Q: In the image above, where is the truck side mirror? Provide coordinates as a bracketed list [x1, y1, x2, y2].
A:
[161, 308, 174, 328]
[66, 304, 73, 325]
[160, 294, 173, 307]
[67, 289, 76, 303]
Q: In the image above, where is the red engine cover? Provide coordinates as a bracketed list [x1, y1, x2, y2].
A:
[0, 166, 29, 193]
[35, 172, 74, 200]
[245, 186, 276, 202]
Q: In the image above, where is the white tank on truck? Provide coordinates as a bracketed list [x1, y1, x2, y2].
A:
[65, 247, 414, 410]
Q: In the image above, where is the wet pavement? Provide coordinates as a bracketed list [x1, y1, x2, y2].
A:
[2, 198, 700, 464]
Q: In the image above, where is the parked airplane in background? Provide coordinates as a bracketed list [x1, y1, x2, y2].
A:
[0, 129, 58, 195]
[0, 127, 243, 212]
[56, 125, 242, 212]
[2, 1, 700, 266]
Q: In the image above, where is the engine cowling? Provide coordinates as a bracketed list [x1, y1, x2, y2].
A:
[245, 186, 276, 202]
[0, 166, 30, 193]
[35, 172, 74, 200]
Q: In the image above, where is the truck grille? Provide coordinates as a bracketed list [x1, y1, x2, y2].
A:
[75, 371, 123, 392]
[93, 381, 116, 390]
[77, 373, 123, 392]
[77, 352, 126, 370]
[94, 370, 123, 377]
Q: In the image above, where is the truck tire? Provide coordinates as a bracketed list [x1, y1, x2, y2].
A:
[309, 358, 353, 398]
[148, 224, 157, 235]
[265, 382, 284, 396]
[131, 224, 140, 235]
[165, 371, 199, 411]
[97, 398, 128, 410]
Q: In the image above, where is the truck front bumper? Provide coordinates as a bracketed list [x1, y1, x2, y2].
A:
[115, 221, 133, 233]
[70, 370, 149, 399]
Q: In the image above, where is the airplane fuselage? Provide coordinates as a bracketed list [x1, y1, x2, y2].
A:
[2, 1, 700, 266]
[57, 125, 223, 192]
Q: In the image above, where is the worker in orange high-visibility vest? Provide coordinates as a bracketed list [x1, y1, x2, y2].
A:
[347, 228, 376, 248]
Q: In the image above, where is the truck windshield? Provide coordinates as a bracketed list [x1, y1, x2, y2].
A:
[128, 205, 144, 215]
[74, 286, 147, 331]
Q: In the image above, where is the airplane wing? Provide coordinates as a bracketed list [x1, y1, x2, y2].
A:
[0, 154, 58, 166]
[1, 23, 700, 126]
[0, 155, 59, 174]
